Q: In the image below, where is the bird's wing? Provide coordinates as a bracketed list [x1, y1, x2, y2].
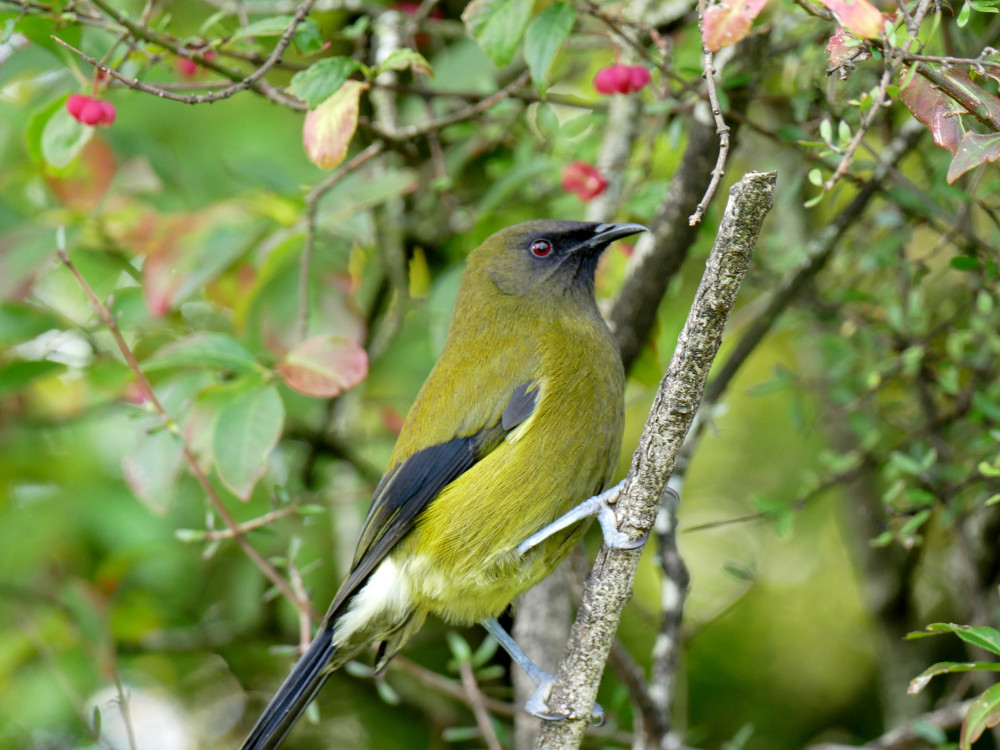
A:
[325, 381, 539, 618]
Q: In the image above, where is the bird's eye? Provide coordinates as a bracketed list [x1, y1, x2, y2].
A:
[530, 239, 553, 258]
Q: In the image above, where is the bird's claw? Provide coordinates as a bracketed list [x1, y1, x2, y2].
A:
[596, 497, 647, 550]
[526, 680, 604, 725]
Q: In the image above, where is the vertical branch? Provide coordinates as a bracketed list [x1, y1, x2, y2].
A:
[689, 0, 731, 226]
[298, 141, 386, 342]
[534, 171, 776, 749]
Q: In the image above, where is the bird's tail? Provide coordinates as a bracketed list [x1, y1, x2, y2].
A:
[240, 624, 337, 750]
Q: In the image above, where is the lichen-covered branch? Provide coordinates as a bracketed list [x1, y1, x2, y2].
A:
[533, 171, 776, 749]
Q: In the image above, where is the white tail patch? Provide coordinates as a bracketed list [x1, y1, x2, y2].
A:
[333, 558, 411, 644]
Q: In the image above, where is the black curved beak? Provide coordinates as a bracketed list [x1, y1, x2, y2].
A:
[570, 222, 648, 254]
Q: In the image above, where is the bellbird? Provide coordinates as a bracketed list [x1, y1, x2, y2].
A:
[241, 219, 647, 749]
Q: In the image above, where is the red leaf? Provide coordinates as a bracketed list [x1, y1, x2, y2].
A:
[826, 27, 870, 67]
[818, 0, 883, 39]
[947, 131, 1000, 184]
[900, 75, 965, 154]
[303, 80, 367, 170]
[703, 0, 769, 52]
[277, 335, 369, 397]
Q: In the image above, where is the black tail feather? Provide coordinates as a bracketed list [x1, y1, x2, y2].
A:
[240, 625, 337, 750]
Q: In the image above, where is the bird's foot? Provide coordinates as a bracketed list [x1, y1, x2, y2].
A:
[525, 678, 605, 726]
[517, 480, 649, 555]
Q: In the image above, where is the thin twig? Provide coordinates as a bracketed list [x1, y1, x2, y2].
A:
[17, 616, 99, 740]
[298, 142, 386, 342]
[287, 558, 314, 652]
[458, 660, 504, 750]
[200, 504, 300, 540]
[110, 668, 138, 750]
[823, 0, 934, 190]
[55, 247, 319, 621]
[808, 699, 974, 749]
[689, 0, 731, 226]
[366, 71, 532, 141]
[392, 657, 517, 718]
[55, 0, 316, 108]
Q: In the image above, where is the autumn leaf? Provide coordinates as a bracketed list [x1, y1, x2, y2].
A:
[303, 80, 368, 170]
[277, 334, 369, 398]
[900, 74, 965, 154]
[703, 0, 769, 52]
[818, 0, 884, 39]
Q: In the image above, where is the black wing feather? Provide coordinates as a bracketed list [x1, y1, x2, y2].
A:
[240, 382, 537, 750]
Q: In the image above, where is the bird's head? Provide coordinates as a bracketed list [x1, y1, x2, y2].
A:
[468, 220, 647, 302]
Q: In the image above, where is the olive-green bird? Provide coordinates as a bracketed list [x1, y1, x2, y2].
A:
[241, 220, 647, 749]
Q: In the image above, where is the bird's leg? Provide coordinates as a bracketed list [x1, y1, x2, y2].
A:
[481, 617, 604, 725]
[518, 481, 679, 555]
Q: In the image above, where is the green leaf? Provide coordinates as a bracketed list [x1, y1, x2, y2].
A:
[213, 380, 285, 499]
[961, 682, 1000, 750]
[0, 303, 63, 347]
[14, 15, 82, 61]
[0, 360, 64, 396]
[907, 623, 1000, 657]
[143, 333, 259, 373]
[26, 96, 68, 166]
[979, 460, 1000, 478]
[377, 48, 433, 77]
[41, 102, 93, 169]
[229, 15, 295, 40]
[289, 57, 365, 109]
[958, 1, 972, 25]
[909, 661, 1000, 695]
[462, 0, 536, 68]
[523, 2, 576, 93]
[122, 423, 184, 516]
[889, 450, 924, 476]
[446, 631, 473, 664]
[293, 19, 325, 55]
[951, 255, 980, 270]
[973, 391, 1000, 422]
[948, 131, 1000, 183]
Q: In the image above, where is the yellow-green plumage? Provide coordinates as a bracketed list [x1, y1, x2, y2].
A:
[240, 219, 640, 750]
[393, 244, 624, 622]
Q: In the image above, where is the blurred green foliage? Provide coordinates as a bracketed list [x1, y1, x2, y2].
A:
[2, 0, 999, 748]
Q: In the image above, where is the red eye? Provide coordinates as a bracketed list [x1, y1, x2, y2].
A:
[530, 239, 553, 258]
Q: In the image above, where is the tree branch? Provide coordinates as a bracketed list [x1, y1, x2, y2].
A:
[533, 170, 776, 749]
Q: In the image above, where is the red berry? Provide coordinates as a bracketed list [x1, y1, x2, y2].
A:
[176, 57, 199, 78]
[97, 100, 116, 126]
[66, 94, 116, 127]
[77, 98, 106, 125]
[594, 63, 651, 95]
[176, 49, 216, 79]
[594, 65, 629, 95]
[561, 162, 607, 202]
[626, 65, 651, 93]
[66, 94, 89, 119]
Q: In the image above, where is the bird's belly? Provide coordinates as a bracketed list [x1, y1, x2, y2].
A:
[395, 520, 586, 625]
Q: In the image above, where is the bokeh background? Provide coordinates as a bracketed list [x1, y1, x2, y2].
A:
[1, 0, 999, 748]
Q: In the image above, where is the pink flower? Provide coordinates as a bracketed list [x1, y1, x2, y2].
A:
[561, 162, 607, 202]
[66, 94, 116, 127]
[594, 64, 651, 95]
